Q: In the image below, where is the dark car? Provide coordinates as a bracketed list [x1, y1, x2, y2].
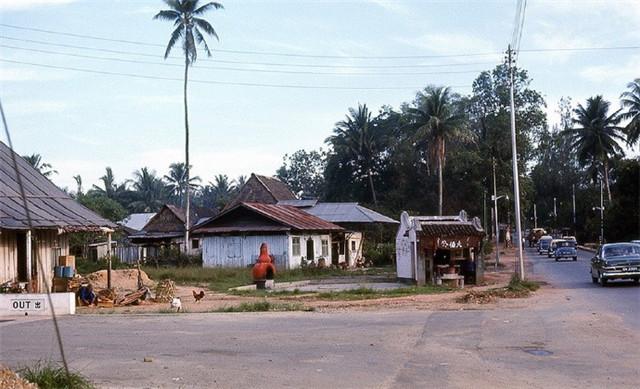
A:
[590, 243, 640, 286]
[554, 240, 577, 261]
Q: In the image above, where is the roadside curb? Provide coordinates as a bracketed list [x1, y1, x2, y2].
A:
[577, 245, 596, 253]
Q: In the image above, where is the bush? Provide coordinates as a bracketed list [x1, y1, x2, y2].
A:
[147, 247, 202, 267]
[363, 242, 395, 266]
[76, 255, 130, 275]
[20, 362, 93, 389]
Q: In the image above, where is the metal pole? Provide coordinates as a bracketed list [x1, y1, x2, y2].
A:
[600, 178, 604, 245]
[534, 203, 537, 229]
[572, 184, 576, 226]
[508, 45, 525, 280]
[493, 158, 500, 269]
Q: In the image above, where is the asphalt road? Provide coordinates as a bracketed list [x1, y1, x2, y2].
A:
[526, 246, 640, 330]
[1, 250, 639, 388]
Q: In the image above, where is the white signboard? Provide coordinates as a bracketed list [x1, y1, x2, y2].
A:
[10, 298, 45, 312]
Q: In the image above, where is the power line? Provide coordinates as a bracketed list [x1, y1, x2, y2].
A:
[0, 58, 472, 90]
[0, 44, 487, 77]
[0, 22, 504, 59]
[0, 36, 498, 69]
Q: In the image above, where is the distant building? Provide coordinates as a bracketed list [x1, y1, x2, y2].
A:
[192, 202, 343, 269]
[118, 213, 156, 235]
[223, 173, 296, 210]
[0, 141, 115, 292]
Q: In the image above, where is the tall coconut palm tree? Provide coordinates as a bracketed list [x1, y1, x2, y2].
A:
[155, 0, 223, 250]
[620, 78, 640, 148]
[327, 104, 380, 205]
[131, 167, 167, 212]
[408, 86, 472, 215]
[22, 153, 57, 178]
[566, 95, 625, 202]
[164, 162, 201, 207]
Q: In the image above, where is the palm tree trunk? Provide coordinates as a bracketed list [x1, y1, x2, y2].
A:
[603, 160, 612, 203]
[368, 169, 378, 206]
[438, 154, 443, 216]
[183, 54, 190, 255]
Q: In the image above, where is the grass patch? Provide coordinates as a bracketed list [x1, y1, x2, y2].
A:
[142, 265, 395, 292]
[20, 362, 93, 389]
[316, 285, 450, 300]
[457, 275, 541, 304]
[213, 301, 313, 312]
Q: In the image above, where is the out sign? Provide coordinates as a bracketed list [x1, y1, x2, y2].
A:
[10, 299, 45, 311]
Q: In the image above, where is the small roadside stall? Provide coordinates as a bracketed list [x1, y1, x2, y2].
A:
[396, 210, 485, 287]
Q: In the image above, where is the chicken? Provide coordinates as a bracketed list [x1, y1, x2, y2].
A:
[192, 290, 205, 302]
[170, 297, 182, 312]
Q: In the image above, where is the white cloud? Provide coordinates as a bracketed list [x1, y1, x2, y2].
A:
[364, 0, 410, 15]
[579, 55, 640, 85]
[0, 0, 76, 10]
[3, 99, 70, 116]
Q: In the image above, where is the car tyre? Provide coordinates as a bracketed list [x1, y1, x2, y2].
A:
[555, 258, 559, 262]
[598, 273, 608, 287]
[633, 278, 640, 286]
[590, 269, 597, 283]
[573, 257, 577, 261]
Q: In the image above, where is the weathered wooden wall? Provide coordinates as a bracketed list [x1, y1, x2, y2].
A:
[0, 229, 19, 283]
[202, 235, 289, 269]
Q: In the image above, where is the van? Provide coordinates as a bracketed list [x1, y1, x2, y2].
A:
[538, 235, 553, 255]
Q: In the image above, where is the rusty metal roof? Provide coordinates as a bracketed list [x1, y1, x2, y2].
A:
[0, 141, 116, 231]
[193, 202, 343, 234]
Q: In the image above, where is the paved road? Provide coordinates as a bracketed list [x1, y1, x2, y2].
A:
[1, 250, 639, 388]
[526, 247, 640, 329]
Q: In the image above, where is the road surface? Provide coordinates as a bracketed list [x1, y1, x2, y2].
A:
[1, 250, 638, 388]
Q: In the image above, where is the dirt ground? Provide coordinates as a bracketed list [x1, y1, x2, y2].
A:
[78, 247, 534, 314]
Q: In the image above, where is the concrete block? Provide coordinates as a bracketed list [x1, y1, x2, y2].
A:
[0, 293, 76, 317]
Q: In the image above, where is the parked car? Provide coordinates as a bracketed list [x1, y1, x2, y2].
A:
[538, 235, 553, 255]
[631, 240, 640, 244]
[548, 239, 564, 258]
[590, 243, 640, 286]
[562, 236, 577, 245]
[554, 240, 577, 261]
[528, 228, 547, 248]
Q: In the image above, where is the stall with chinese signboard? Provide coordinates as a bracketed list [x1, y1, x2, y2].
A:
[396, 211, 485, 286]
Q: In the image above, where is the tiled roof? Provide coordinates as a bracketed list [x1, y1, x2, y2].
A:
[0, 141, 116, 231]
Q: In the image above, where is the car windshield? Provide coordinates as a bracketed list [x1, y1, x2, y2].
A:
[603, 244, 640, 258]
[558, 241, 575, 247]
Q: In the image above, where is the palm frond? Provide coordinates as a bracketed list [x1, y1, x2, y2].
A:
[164, 25, 183, 59]
[194, 17, 219, 40]
[163, 0, 181, 11]
[193, 27, 211, 56]
[153, 9, 180, 21]
[194, 1, 224, 15]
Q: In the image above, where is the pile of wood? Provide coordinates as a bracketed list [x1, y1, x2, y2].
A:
[154, 279, 176, 303]
[116, 287, 151, 306]
[96, 288, 117, 307]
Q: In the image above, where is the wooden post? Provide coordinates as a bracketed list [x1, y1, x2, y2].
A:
[107, 232, 112, 290]
[416, 242, 426, 286]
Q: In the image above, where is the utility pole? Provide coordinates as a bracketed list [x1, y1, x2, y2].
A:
[507, 45, 525, 280]
[572, 184, 576, 227]
[492, 157, 500, 269]
[533, 203, 537, 228]
[553, 197, 557, 228]
[599, 178, 604, 245]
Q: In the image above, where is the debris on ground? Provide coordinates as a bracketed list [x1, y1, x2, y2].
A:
[0, 365, 37, 389]
[117, 287, 152, 306]
[85, 269, 153, 292]
[155, 279, 176, 302]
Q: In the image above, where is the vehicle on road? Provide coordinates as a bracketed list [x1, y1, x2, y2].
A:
[538, 235, 553, 255]
[590, 243, 640, 286]
[528, 228, 547, 248]
[562, 236, 577, 245]
[548, 239, 564, 258]
[554, 240, 577, 261]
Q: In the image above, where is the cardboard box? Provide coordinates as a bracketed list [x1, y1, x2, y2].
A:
[58, 255, 75, 268]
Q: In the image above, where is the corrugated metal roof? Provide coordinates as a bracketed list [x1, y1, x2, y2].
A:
[193, 202, 343, 234]
[0, 141, 116, 231]
[277, 199, 318, 207]
[118, 213, 156, 232]
[304, 202, 398, 224]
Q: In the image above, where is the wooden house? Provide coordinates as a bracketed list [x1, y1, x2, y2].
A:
[128, 204, 216, 256]
[223, 173, 296, 211]
[192, 202, 343, 269]
[0, 141, 116, 292]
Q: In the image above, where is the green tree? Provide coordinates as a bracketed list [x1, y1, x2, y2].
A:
[130, 167, 167, 212]
[326, 104, 383, 205]
[407, 86, 473, 215]
[155, 0, 223, 248]
[78, 194, 128, 223]
[620, 78, 640, 148]
[164, 162, 201, 207]
[22, 153, 57, 178]
[566, 95, 625, 202]
[276, 149, 326, 198]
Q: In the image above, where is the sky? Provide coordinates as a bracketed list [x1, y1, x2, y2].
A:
[1, 0, 639, 191]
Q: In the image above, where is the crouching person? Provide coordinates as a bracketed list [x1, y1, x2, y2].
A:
[77, 284, 97, 306]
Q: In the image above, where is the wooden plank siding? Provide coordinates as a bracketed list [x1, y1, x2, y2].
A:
[0, 229, 69, 292]
[202, 235, 289, 269]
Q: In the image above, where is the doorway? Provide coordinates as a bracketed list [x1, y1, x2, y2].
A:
[306, 239, 314, 261]
[16, 232, 28, 282]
